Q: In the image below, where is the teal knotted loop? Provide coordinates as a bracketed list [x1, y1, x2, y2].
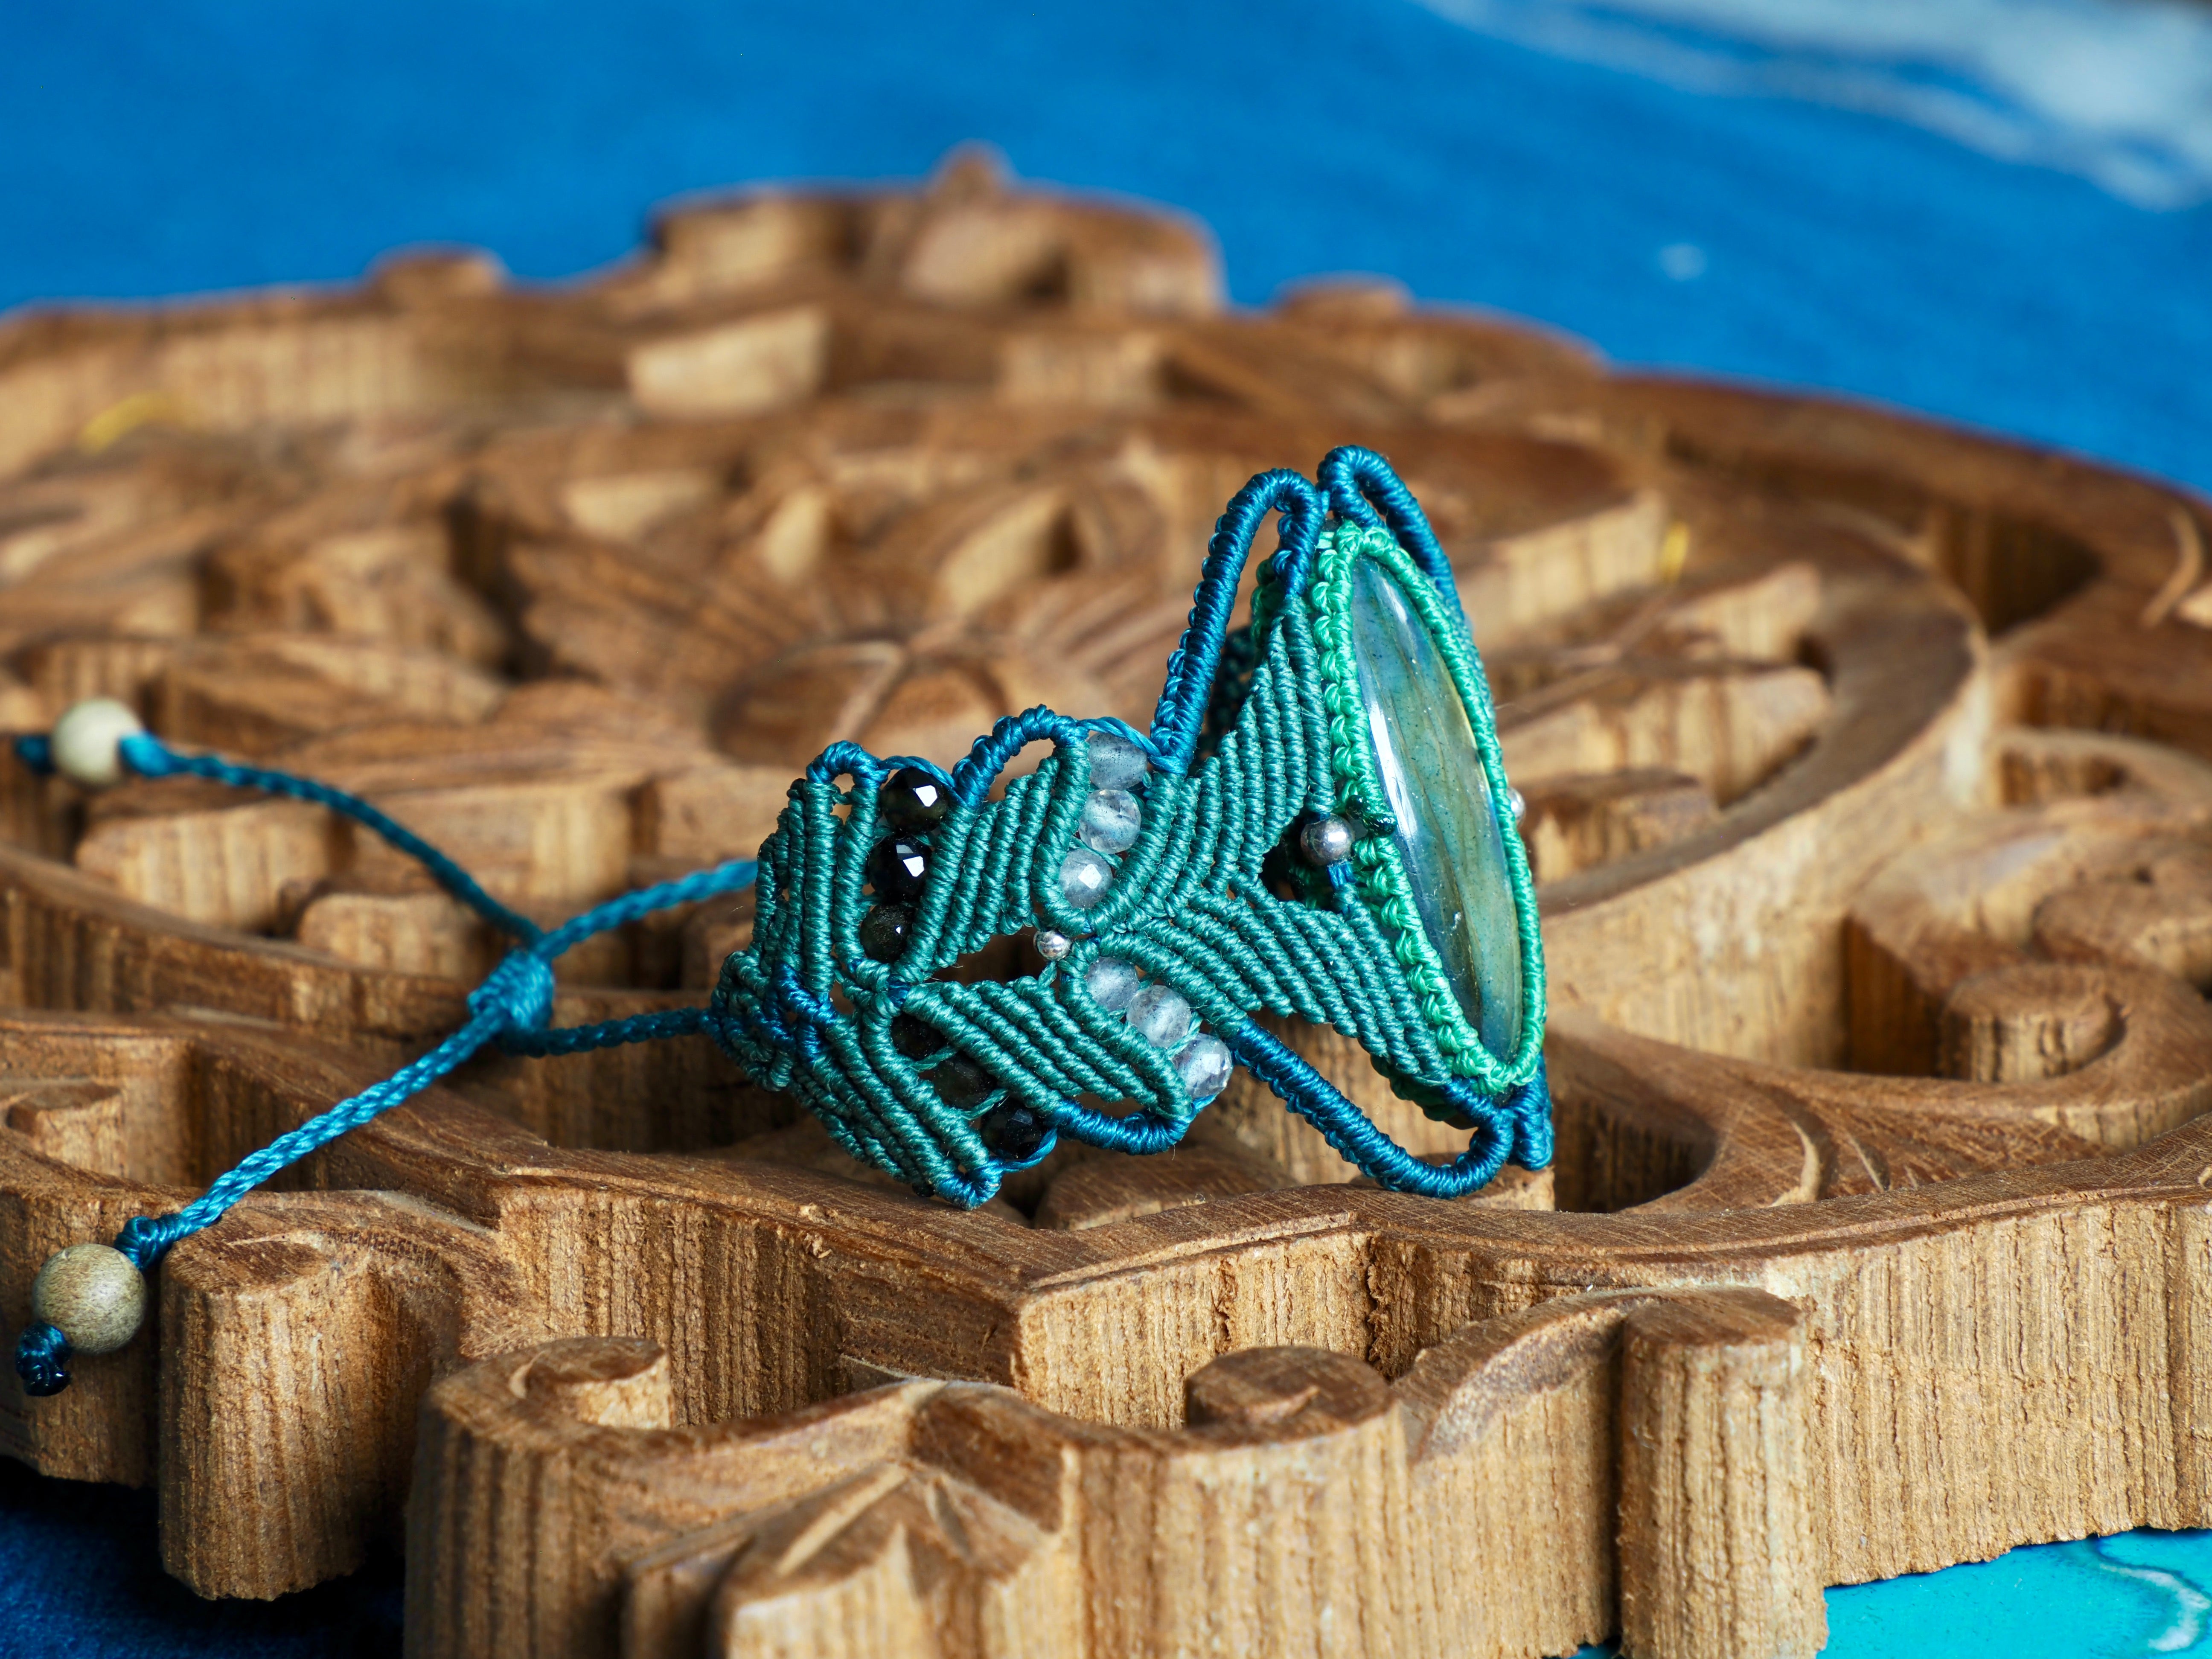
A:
[13, 1322, 69, 1397]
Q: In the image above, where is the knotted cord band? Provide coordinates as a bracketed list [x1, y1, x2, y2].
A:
[12, 445, 1552, 1399]
[1150, 468, 1325, 776]
[711, 452, 1546, 1202]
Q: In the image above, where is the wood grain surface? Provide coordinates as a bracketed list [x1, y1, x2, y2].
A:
[3, 151, 2210, 1658]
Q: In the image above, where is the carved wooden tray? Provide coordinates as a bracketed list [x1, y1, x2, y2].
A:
[3, 152, 2211, 1658]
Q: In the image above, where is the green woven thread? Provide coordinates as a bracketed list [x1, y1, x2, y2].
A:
[709, 510, 1545, 1193]
[1308, 524, 1546, 1090]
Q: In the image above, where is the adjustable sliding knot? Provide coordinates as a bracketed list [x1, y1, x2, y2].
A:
[472, 949, 557, 1051]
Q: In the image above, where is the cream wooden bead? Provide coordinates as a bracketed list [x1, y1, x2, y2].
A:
[30, 1243, 146, 1355]
[50, 698, 145, 788]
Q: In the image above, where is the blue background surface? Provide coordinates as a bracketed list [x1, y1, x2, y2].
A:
[4, 1, 2210, 1652]
[5, 0, 2210, 492]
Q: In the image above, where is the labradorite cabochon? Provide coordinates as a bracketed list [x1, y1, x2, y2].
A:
[1347, 556, 1523, 1063]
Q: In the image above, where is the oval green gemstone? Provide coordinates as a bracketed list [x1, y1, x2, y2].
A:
[1348, 557, 1522, 1063]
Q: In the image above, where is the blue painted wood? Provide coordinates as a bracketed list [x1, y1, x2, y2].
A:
[1568, 1526, 2212, 1657]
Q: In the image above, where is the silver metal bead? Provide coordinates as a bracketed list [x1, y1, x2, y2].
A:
[30, 1243, 146, 1356]
[1078, 788, 1143, 856]
[1508, 787, 1525, 823]
[1034, 928, 1072, 961]
[1298, 815, 1356, 866]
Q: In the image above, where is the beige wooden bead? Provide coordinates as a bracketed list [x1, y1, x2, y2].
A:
[50, 698, 145, 788]
[30, 1243, 147, 1355]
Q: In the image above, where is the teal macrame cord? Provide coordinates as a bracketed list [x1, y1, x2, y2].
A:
[10, 445, 1550, 1398]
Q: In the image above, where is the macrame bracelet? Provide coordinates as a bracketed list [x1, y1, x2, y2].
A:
[9, 445, 1549, 1397]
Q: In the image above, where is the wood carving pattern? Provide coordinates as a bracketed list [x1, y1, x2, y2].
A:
[2, 151, 2210, 1656]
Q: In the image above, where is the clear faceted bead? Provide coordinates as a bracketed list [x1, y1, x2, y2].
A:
[1126, 983, 1193, 1049]
[1086, 731, 1150, 792]
[1085, 956, 1141, 1013]
[1079, 789, 1143, 855]
[1059, 846, 1115, 910]
[1173, 1033, 1233, 1100]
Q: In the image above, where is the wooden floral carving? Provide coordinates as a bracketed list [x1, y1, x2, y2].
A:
[2, 152, 2210, 1658]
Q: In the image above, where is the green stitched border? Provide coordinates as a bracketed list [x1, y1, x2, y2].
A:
[1307, 524, 1546, 1091]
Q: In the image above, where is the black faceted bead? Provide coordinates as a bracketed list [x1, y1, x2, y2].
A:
[859, 902, 914, 963]
[879, 768, 952, 832]
[927, 1051, 995, 1110]
[866, 834, 929, 902]
[980, 1102, 1051, 1162]
[890, 1013, 942, 1060]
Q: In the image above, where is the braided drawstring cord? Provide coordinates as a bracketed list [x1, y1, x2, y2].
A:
[11, 724, 754, 1396]
[115, 733, 543, 942]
